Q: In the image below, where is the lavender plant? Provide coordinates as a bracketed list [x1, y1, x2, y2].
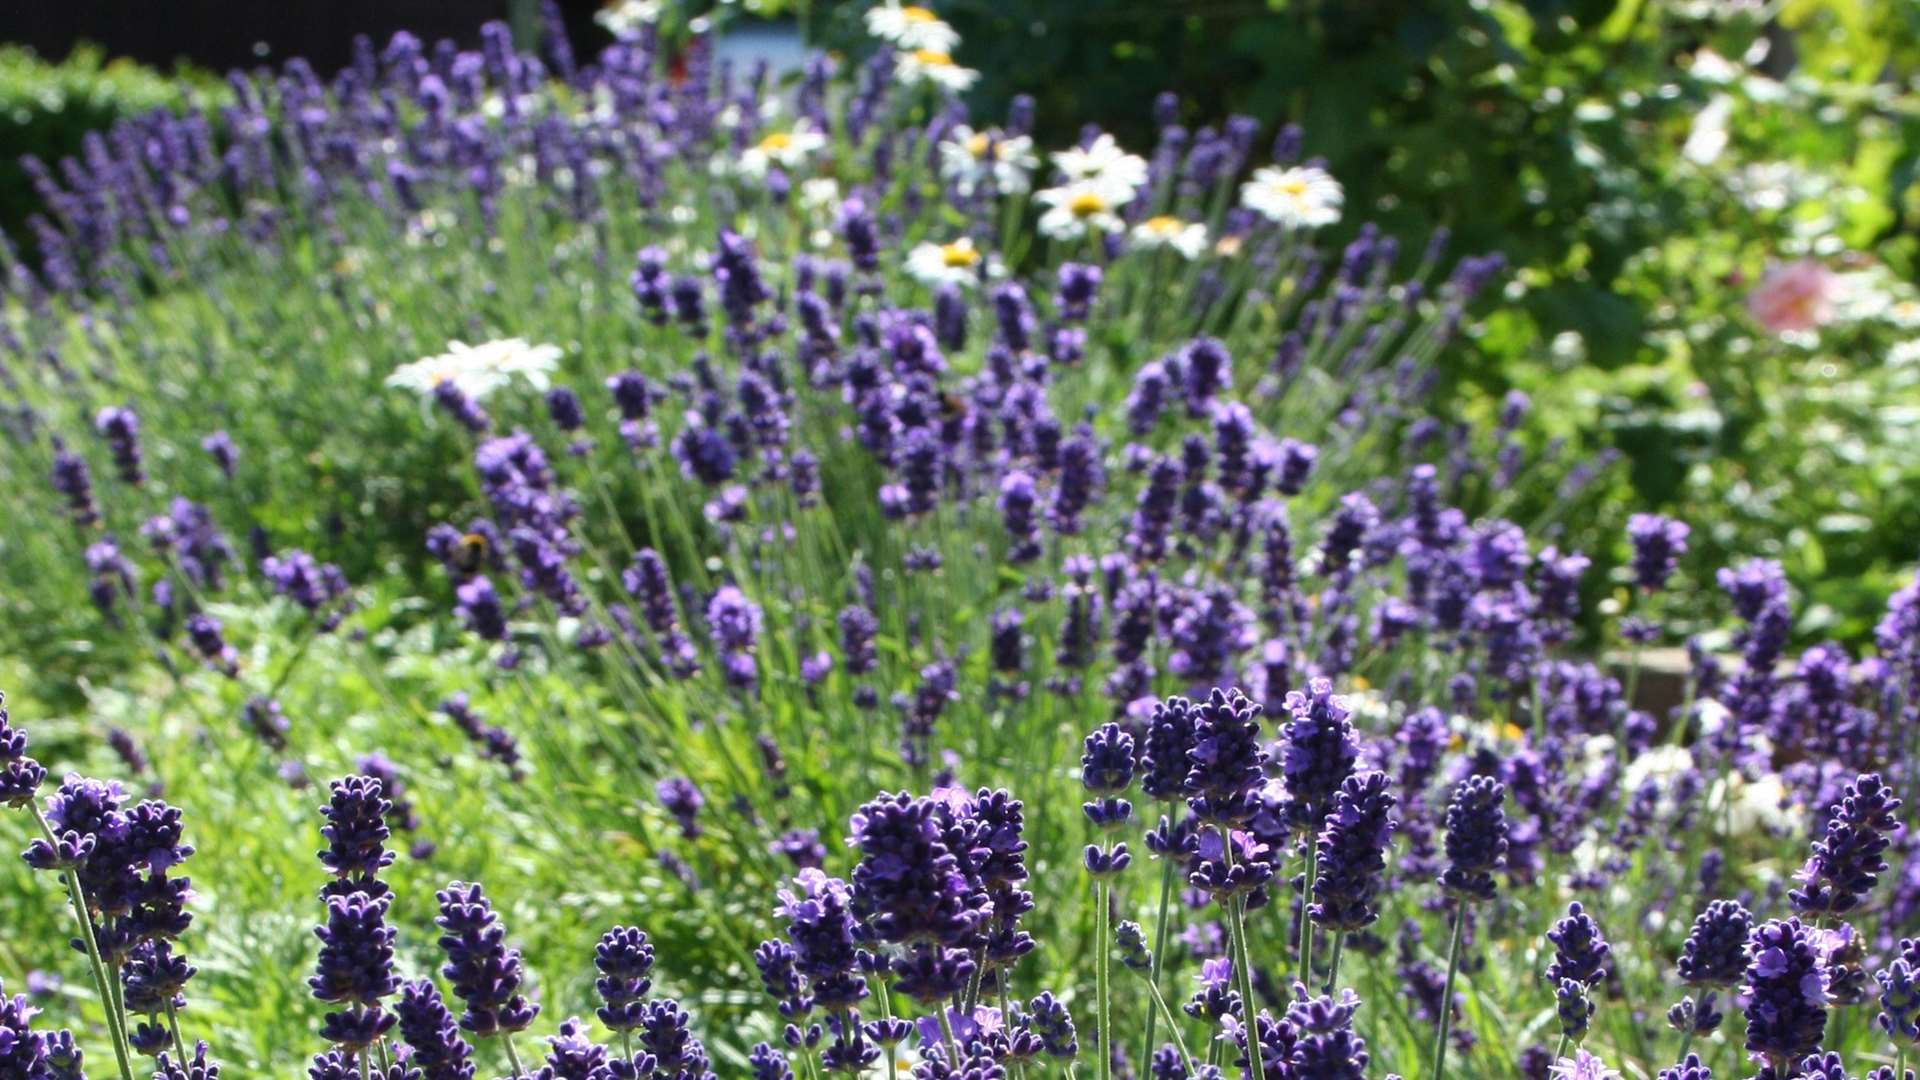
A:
[0, 6, 1915, 1080]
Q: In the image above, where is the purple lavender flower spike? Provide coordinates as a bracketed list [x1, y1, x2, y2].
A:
[0, 693, 48, 808]
[395, 978, 476, 1080]
[1741, 918, 1829, 1071]
[1309, 771, 1396, 933]
[1626, 514, 1689, 592]
[434, 880, 539, 1038]
[1678, 900, 1752, 988]
[656, 776, 705, 839]
[1438, 776, 1507, 903]
[95, 405, 145, 485]
[1790, 772, 1902, 918]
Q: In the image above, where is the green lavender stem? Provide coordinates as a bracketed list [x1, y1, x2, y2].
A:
[1228, 895, 1263, 1080]
[1297, 844, 1317, 988]
[1095, 878, 1113, 1080]
[1126, 962, 1196, 1076]
[1430, 903, 1469, 1080]
[937, 1000, 962, 1070]
[165, 1000, 188, 1063]
[1139, 838, 1178, 1067]
[1323, 933, 1345, 996]
[502, 1032, 527, 1079]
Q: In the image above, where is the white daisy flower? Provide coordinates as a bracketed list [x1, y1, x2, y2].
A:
[1034, 180, 1128, 241]
[894, 48, 978, 92]
[863, 3, 960, 52]
[386, 338, 562, 399]
[738, 125, 829, 178]
[798, 177, 842, 212]
[595, 0, 663, 36]
[1130, 215, 1209, 260]
[1241, 164, 1344, 229]
[1890, 339, 1920, 366]
[1050, 134, 1148, 192]
[906, 237, 986, 287]
[1886, 299, 1920, 330]
[938, 126, 1038, 196]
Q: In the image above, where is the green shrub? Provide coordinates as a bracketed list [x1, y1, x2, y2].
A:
[0, 45, 224, 247]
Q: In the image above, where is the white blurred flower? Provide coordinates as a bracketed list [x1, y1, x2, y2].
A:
[894, 49, 977, 92]
[1241, 165, 1343, 228]
[1885, 298, 1920, 329]
[386, 338, 562, 398]
[1707, 766, 1804, 837]
[864, 3, 960, 52]
[1034, 180, 1128, 241]
[798, 177, 842, 213]
[938, 126, 1037, 196]
[1682, 95, 1734, 166]
[1050, 133, 1148, 192]
[1130, 215, 1209, 260]
[738, 125, 829, 177]
[906, 237, 985, 287]
[1890, 339, 1920, 366]
[1689, 48, 1740, 83]
[595, 0, 662, 36]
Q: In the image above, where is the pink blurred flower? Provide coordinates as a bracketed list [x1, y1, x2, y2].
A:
[1747, 260, 1837, 333]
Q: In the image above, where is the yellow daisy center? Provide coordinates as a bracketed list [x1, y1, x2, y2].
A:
[1277, 178, 1309, 197]
[1143, 215, 1183, 235]
[757, 132, 794, 152]
[911, 49, 954, 67]
[939, 241, 980, 268]
[901, 6, 939, 22]
[1068, 191, 1109, 217]
[965, 132, 991, 158]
